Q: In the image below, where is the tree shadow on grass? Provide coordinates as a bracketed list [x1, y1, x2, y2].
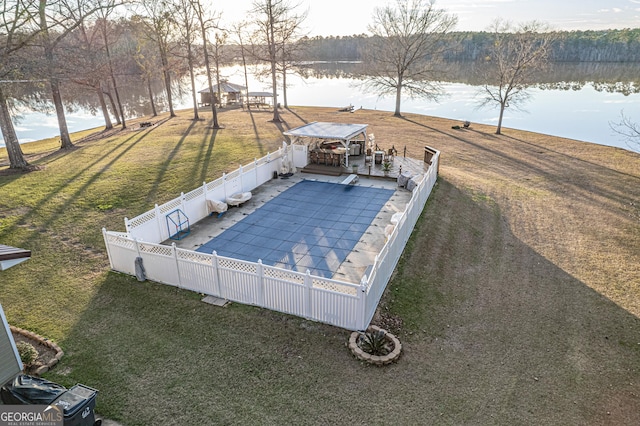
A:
[196, 126, 219, 185]
[284, 107, 309, 126]
[145, 119, 199, 204]
[0, 128, 158, 243]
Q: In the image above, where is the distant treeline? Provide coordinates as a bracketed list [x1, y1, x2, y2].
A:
[295, 29, 640, 62]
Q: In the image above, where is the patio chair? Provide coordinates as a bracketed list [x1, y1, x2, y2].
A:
[386, 147, 395, 162]
[321, 152, 330, 165]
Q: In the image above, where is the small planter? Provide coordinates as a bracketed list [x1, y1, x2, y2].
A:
[352, 164, 359, 174]
[381, 161, 392, 176]
[349, 325, 402, 366]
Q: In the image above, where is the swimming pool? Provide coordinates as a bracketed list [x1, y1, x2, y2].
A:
[196, 180, 394, 277]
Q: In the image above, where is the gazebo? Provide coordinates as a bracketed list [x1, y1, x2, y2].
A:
[198, 81, 246, 106]
[284, 122, 369, 168]
[246, 91, 274, 108]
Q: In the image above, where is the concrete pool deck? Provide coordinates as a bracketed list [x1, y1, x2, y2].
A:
[171, 172, 415, 284]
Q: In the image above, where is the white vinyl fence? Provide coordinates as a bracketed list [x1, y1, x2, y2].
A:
[103, 145, 439, 331]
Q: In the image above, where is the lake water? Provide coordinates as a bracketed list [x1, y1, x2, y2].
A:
[2, 64, 639, 152]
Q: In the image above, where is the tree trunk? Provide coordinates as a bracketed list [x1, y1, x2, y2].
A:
[496, 102, 505, 135]
[270, 58, 281, 122]
[160, 48, 175, 118]
[39, 0, 72, 150]
[96, 84, 112, 130]
[51, 78, 73, 149]
[187, 42, 199, 120]
[102, 22, 126, 129]
[194, 0, 220, 128]
[163, 70, 175, 117]
[394, 76, 403, 117]
[0, 86, 29, 169]
[239, 37, 250, 107]
[268, 16, 281, 122]
[202, 40, 220, 128]
[147, 79, 157, 117]
[104, 88, 121, 125]
[282, 66, 288, 108]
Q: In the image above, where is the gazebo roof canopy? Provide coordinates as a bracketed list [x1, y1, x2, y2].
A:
[247, 91, 274, 97]
[0, 244, 31, 271]
[284, 122, 368, 141]
[199, 81, 246, 94]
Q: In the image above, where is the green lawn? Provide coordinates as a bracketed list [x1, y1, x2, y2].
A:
[2, 106, 639, 425]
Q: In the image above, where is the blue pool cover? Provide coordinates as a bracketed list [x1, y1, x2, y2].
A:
[196, 180, 394, 277]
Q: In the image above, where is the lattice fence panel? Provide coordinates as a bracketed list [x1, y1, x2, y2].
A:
[218, 257, 258, 274]
[207, 178, 224, 191]
[128, 211, 156, 228]
[185, 187, 203, 202]
[312, 278, 358, 296]
[178, 250, 212, 265]
[106, 233, 136, 249]
[158, 199, 182, 215]
[264, 267, 305, 284]
[225, 169, 241, 180]
[139, 243, 173, 256]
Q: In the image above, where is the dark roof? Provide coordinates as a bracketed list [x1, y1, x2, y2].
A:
[248, 91, 274, 97]
[0, 244, 31, 270]
[198, 81, 247, 94]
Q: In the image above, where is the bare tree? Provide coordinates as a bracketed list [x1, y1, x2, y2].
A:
[0, 0, 41, 169]
[477, 19, 555, 135]
[189, 0, 221, 128]
[361, 0, 457, 117]
[130, 19, 161, 117]
[250, 0, 305, 122]
[230, 22, 252, 107]
[97, 4, 127, 129]
[137, 0, 178, 118]
[173, 0, 201, 120]
[66, 17, 114, 130]
[276, 6, 306, 108]
[610, 110, 640, 152]
[213, 31, 227, 108]
[37, 0, 107, 150]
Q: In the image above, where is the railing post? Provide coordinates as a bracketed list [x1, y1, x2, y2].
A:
[222, 173, 228, 199]
[239, 165, 244, 192]
[304, 270, 312, 319]
[254, 158, 259, 185]
[102, 228, 114, 270]
[202, 181, 208, 216]
[124, 217, 131, 235]
[180, 192, 187, 214]
[256, 259, 265, 307]
[358, 284, 368, 331]
[134, 237, 142, 258]
[155, 204, 162, 241]
[212, 251, 223, 299]
[172, 243, 182, 288]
